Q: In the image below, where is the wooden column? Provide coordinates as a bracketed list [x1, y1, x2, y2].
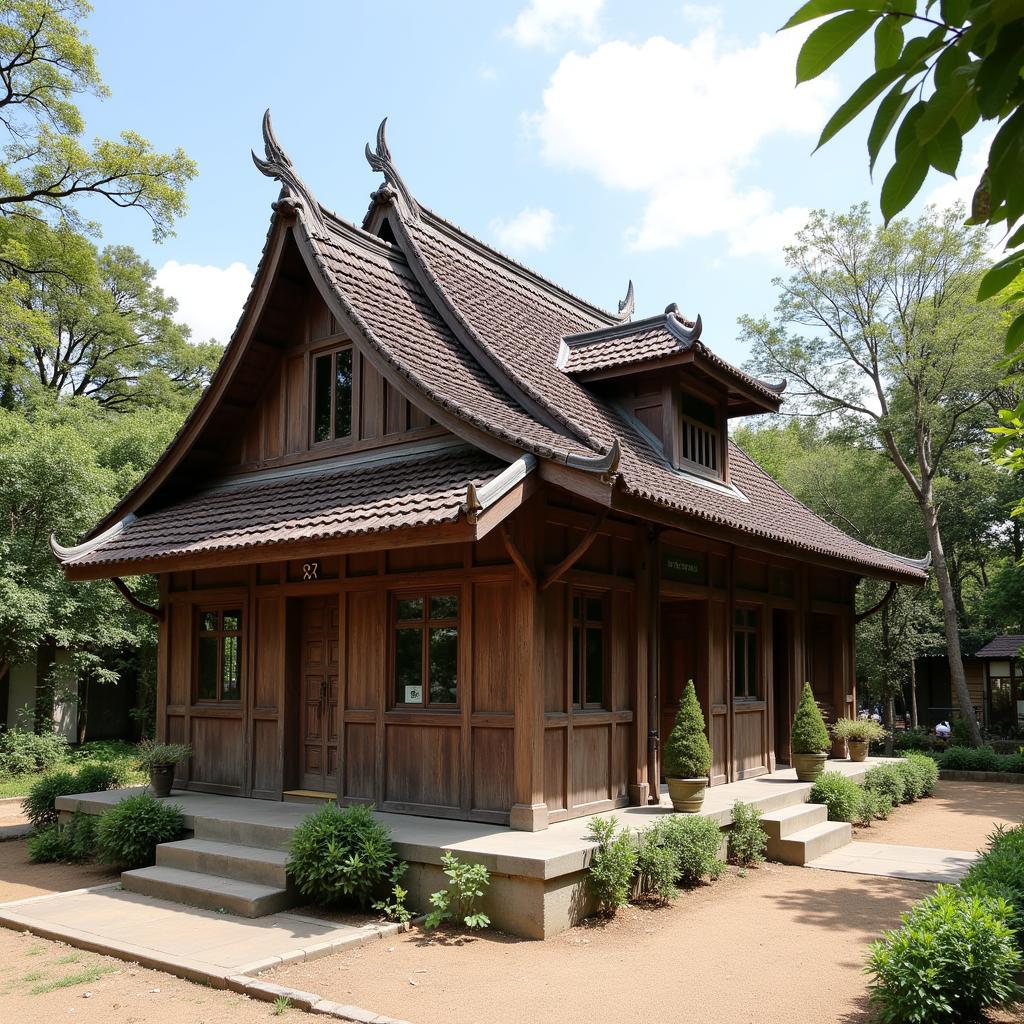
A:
[509, 504, 548, 832]
[630, 525, 652, 807]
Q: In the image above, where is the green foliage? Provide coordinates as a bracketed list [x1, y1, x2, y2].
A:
[94, 792, 183, 868]
[23, 768, 81, 827]
[894, 759, 923, 802]
[661, 679, 711, 779]
[866, 884, 1021, 1024]
[135, 740, 191, 769]
[940, 744, 1019, 773]
[636, 827, 679, 905]
[0, 728, 68, 776]
[857, 788, 893, 825]
[810, 771, 864, 823]
[831, 718, 887, 744]
[961, 824, 1024, 941]
[864, 763, 908, 807]
[727, 800, 767, 867]
[372, 862, 412, 924]
[26, 810, 95, 862]
[286, 803, 395, 909]
[658, 814, 724, 888]
[791, 682, 830, 754]
[950, 718, 973, 746]
[586, 816, 637, 915]
[901, 752, 939, 797]
[424, 852, 490, 930]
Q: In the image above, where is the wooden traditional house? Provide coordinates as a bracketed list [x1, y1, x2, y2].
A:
[52, 115, 928, 832]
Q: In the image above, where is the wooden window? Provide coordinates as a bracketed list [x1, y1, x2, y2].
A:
[196, 607, 243, 703]
[312, 346, 353, 444]
[393, 593, 459, 708]
[733, 607, 759, 700]
[678, 391, 721, 477]
[571, 591, 606, 708]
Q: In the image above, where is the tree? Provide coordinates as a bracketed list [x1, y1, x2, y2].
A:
[742, 204, 1015, 745]
[0, 1, 196, 245]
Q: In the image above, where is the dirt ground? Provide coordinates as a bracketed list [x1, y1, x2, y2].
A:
[857, 779, 1024, 851]
[0, 833, 119, 904]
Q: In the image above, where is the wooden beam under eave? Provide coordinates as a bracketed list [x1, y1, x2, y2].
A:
[472, 474, 538, 540]
[540, 509, 608, 591]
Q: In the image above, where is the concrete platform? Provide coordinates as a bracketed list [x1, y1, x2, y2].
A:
[807, 841, 982, 883]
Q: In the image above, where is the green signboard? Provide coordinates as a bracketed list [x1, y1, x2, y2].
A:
[661, 550, 707, 585]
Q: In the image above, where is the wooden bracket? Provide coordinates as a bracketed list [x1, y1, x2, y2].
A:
[111, 577, 163, 622]
[500, 523, 535, 586]
[854, 581, 897, 624]
[540, 510, 607, 591]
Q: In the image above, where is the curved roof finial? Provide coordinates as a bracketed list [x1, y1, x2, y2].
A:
[252, 109, 329, 238]
[365, 118, 420, 222]
[615, 280, 635, 322]
[665, 304, 702, 344]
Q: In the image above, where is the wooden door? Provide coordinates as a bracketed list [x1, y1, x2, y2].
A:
[300, 596, 340, 792]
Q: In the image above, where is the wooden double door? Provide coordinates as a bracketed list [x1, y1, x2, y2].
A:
[298, 596, 340, 792]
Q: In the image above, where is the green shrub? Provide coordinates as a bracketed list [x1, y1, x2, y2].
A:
[76, 761, 133, 793]
[950, 717, 973, 746]
[901, 752, 939, 797]
[0, 729, 68, 777]
[95, 793, 184, 868]
[636, 827, 679, 904]
[22, 770, 83, 829]
[961, 826, 1024, 942]
[287, 803, 394, 908]
[866, 885, 1021, 1023]
[372, 862, 412, 923]
[728, 800, 767, 866]
[940, 744, 1017, 774]
[857, 789, 892, 825]
[809, 771, 863, 823]
[27, 811, 96, 863]
[659, 814, 723, 887]
[831, 718, 887, 744]
[135, 740, 191, 769]
[586, 816, 637, 915]
[791, 682, 830, 754]
[894, 760, 923, 802]
[662, 680, 711, 779]
[424, 852, 490, 930]
[863, 763, 906, 807]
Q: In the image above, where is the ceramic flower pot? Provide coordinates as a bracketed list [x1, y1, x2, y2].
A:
[847, 740, 869, 763]
[791, 751, 828, 783]
[666, 777, 707, 812]
[149, 763, 175, 798]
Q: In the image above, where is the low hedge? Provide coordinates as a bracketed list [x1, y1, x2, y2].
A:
[940, 745, 1024, 774]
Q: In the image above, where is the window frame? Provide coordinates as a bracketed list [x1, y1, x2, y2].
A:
[194, 605, 244, 705]
[390, 590, 461, 711]
[310, 342, 356, 448]
[733, 605, 760, 702]
[570, 588, 608, 711]
[674, 386, 727, 482]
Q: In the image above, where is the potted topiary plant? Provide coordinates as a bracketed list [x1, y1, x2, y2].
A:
[137, 740, 191, 799]
[791, 682, 831, 782]
[662, 679, 712, 812]
[832, 717, 887, 762]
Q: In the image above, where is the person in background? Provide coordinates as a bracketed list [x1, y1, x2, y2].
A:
[935, 720, 951, 739]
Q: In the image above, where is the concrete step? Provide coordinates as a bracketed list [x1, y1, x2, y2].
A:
[121, 865, 294, 918]
[759, 802, 829, 841]
[193, 816, 294, 852]
[156, 838, 290, 888]
[769, 820, 852, 866]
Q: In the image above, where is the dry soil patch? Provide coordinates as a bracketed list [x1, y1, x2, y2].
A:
[0, 837, 118, 904]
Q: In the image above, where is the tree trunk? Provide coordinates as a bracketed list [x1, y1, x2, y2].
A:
[909, 657, 919, 730]
[920, 494, 983, 746]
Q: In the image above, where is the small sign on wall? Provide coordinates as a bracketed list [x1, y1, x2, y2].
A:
[661, 549, 707, 585]
[405, 685, 423, 704]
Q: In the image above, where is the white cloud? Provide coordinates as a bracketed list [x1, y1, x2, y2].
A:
[490, 207, 556, 252]
[729, 205, 810, 259]
[505, 0, 604, 50]
[155, 260, 253, 344]
[528, 28, 836, 255]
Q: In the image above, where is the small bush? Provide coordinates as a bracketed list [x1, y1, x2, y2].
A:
[636, 828, 678, 904]
[950, 717, 973, 746]
[287, 803, 394, 908]
[728, 800, 767, 867]
[961, 825, 1024, 942]
[662, 680, 712, 779]
[22, 770, 83, 829]
[894, 760, 923, 802]
[0, 729, 68, 777]
[76, 761, 133, 793]
[863, 763, 906, 807]
[658, 814, 724, 887]
[372, 861, 412, 923]
[95, 793, 184, 868]
[832, 718, 887, 744]
[940, 744, 1018, 774]
[900, 752, 939, 797]
[424, 852, 490, 930]
[135, 740, 191, 770]
[791, 682, 830, 754]
[27, 812, 97, 863]
[586, 816, 638, 915]
[866, 885, 1021, 1023]
[809, 771, 863, 823]
[857, 789, 892, 825]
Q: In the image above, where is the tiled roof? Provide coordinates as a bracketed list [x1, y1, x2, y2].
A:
[62, 447, 504, 570]
[974, 635, 1024, 659]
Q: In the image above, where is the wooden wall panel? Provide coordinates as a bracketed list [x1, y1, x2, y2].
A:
[252, 719, 280, 794]
[471, 728, 513, 812]
[254, 596, 284, 710]
[543, 585, 567, 713]
[473, 581, 515, 714]
[571, 725, 611, 808]
[612, 723, 629, 799]
[193, 567, 248, 589]
[346, 590, 384, 711]
[284, 355, 305, 453]
[385, 725, 460, 809]
[734, 708, 767, 779]
[168, 603, 190, 707]
[386, 544, 463, 574]
[544, 730, 566, 812]
[190, 717, 244, 792]
[610, 590, 632, 712]
[342, 722, 375, 801]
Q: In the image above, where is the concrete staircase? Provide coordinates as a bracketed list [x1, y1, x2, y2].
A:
[121, 819, 297, 918]
[760, 801, 852, 865]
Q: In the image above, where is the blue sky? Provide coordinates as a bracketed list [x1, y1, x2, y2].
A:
[74, 0, 984, 366]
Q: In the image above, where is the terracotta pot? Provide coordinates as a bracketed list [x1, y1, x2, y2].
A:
[791, 751, 828, 783]
[149, 763, 175, 799]
[847, 740, 869, 763]
[666, 777, 707, 812]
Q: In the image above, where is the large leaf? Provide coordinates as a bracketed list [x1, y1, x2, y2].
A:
[781, 0, 881, 31]
[874, 15, 904, 70]
[1006, 311, 1024, 356]
[880, 145, 929, 221]
[916, 76, 973, 144]
[816, 64, 906, 149]
[976, 21, 1024, 118]
[796, 11, 878, 82]
[978, 251, 1024, 301]
[868, 82, 913, 171]
[927, 118, 962, 175]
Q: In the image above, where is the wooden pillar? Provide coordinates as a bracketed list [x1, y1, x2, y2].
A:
[630, 525, 652, 807]
[509, 503, 548, 832]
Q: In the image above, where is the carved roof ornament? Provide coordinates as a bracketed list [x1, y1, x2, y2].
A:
[251, 109, 330, 239]
[664, 303, 702, 344]
[365, 118, 421, 223]
[615, 280, 635, 322]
